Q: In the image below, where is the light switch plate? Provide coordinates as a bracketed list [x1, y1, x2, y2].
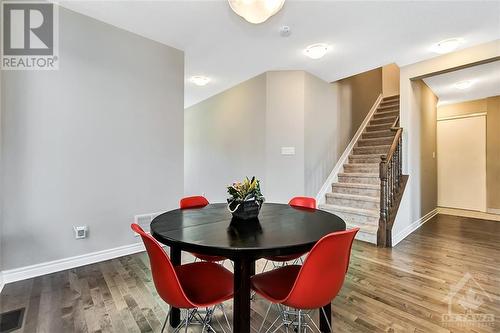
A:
[281, 147, 295, 155]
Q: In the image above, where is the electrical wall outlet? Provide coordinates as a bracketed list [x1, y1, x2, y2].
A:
[74, 226, 88, 239]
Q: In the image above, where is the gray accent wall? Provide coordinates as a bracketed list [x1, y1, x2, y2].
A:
[0, 7, 184, 270]
[185, 70, 343, 204]
[264, 71, 306, 203]
[184, 74, 267, 202]
[304, 73, 342, 197]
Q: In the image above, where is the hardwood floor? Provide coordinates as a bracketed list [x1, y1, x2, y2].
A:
[1, 214, 499, 332]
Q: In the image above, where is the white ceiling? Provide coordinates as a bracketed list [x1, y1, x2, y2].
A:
[423, 61, 500, 106]
[59, 1, 500, 108]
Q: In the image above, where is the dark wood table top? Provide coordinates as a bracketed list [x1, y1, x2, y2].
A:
[151, 203, 346, 259]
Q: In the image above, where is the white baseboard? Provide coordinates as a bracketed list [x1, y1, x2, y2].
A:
[438, 207, 500, 222]
[487, 208, 500, 215]
[392, 208, 438, 246]
[316, 94, 383, 204]
[2, 242, 146, 286]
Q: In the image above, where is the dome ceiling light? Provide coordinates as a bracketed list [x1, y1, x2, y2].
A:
[190, 76, 211, 86]
[304, 43, 331, 59]
[430, 38, 464, 54]
[228, 0, 285, 24]
[454, 80, 473, 90]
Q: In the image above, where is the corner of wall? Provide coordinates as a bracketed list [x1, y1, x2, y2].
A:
[382, 63, 401, 97]
[397, 40, 499, 242]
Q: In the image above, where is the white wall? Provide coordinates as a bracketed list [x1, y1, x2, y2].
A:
[304, 73, 341, 197]
[0, 7, 184, 270]
[393, 40, 500, 244]
[185, 70, 343, 204]
[265, 71, 306, 203]
[184, 74, 266, 202]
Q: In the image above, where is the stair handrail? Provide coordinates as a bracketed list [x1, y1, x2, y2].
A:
[378, 115, 403, 247]
[390, 115, 400, 130]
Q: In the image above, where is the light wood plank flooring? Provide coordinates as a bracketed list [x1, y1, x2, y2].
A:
[1, 214, 499, 332]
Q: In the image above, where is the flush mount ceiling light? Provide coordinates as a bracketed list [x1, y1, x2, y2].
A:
[228, 0, 285, 24]
[303, 43, 331, 59]
[454, 80, 474, 90]
[430, 38, 464, 54]
[190, 76, 211, 86]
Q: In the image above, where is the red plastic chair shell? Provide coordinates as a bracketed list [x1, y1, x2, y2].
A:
[252, 228, 359, 309]
[288, 197, 317, 209]
[131, 224, 233, 309]
[180, 196, 210, 209]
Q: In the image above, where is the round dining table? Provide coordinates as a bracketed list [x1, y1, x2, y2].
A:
[150, 202, 346, 333]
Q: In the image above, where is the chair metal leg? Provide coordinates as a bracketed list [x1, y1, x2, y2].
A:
[258, 302, 273, 333]
[267, 317, 284, 333]
[298, 310, 302, 333]
[320, 307, 332, 332]
[161, 307, 172, 333]
[219, 303, 232, 333]
[304, 312, 320, 332]
[261, 259, 269, 273]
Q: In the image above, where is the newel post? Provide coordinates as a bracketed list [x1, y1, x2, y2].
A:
[378, 155, 388, 247]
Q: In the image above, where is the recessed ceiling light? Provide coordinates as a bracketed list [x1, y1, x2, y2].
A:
[430, 38, 464, 54]
[304, 43, 331, 59]
[190, 76, 211, 86]
[454, 80, 473, 90]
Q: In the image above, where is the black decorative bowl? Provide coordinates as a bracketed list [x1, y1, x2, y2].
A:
[227, 199, 262, 220]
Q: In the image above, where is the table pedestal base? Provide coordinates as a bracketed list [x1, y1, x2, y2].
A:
[233, 257, 255, 333]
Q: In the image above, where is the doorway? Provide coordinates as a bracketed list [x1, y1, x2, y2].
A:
[437, 114, 486, 211]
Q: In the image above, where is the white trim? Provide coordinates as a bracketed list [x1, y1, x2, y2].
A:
[437, 112, 486, 121]
[316, 94, 383, 204]
[0, 271, 4, 294]
[2, 242, 146, 285]
[438, 207, 500, 222]
[487, 208, 500, 215]
[392, 208, 438, 246]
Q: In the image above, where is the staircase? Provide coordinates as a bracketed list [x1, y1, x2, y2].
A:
[320, 95, 401, 245]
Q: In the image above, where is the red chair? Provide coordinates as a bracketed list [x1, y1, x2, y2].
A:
[288, 196, 316, 210]
[179, 196, 227, 263]
[252, 228, 359, 333]
[131, 224, 233, 332]
[261, 197, 317, 269]
[180, 195, 209, 209]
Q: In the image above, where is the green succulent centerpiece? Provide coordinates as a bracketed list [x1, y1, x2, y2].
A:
[227, 177, 265, 220]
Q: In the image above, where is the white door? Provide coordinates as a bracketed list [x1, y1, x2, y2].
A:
[437, 114, 487, 212]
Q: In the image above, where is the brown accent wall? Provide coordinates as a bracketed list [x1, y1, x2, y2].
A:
[418, 81, 438, 215]
[337, 68, 382, 141]
[437, 96, 500, 210]
[438, 99, 487, 118]
[382, 64, 400, 97]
